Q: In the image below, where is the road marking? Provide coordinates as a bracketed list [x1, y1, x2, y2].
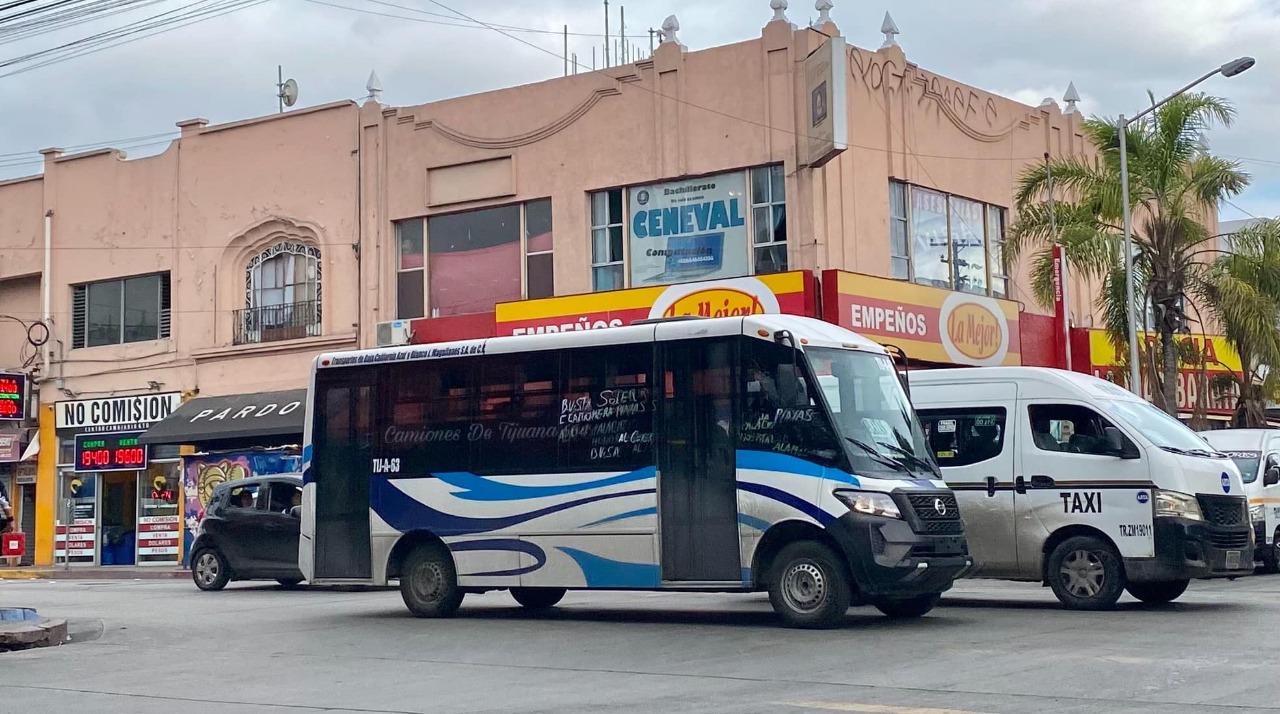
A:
[778, 706, 988, 714]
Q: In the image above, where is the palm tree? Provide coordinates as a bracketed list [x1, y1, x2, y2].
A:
[1197, 219, 1280, 426]
[1007, 93, 1250, 415]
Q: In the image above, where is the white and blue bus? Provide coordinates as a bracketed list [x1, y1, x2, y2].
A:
[300, 314, 971, 627]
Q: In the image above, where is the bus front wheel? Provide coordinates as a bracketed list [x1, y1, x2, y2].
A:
[767, 541, 852, 629]
[400, 544, 464, 618]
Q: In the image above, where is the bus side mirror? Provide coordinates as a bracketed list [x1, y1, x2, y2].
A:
[1265, 467, 1280, 487]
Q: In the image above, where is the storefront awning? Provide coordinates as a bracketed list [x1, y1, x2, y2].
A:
[138, 389, 307, 451]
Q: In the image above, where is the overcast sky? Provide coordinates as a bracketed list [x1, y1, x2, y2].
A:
[2, 0, 1278, 221]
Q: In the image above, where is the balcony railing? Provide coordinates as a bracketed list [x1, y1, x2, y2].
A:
[234, 300, 320, 345]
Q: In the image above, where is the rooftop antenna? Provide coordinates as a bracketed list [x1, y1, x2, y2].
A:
[604, 0, 610, 67]
[276, 65, 298, 112]
[621, 5, 626, 63]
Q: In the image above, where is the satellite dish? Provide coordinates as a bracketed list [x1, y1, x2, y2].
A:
[280, 78, 299, 107]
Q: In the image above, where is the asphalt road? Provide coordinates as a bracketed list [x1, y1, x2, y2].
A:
[1, 574, 1278, 714]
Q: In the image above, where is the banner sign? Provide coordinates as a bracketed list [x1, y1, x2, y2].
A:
[494, 271, 816, 336]
[56, 393, 181, 433]
[821, 270, 1022, 366]
[803, 36, 848, 167]
[628, 171, 749, 287]
[1085, 329, 1242, 414]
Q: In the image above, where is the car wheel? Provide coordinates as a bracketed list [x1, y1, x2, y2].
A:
[1125, 579, 1190, 604]
[1262, 532, 1280, 574]
[400, 543, 464, 618]
[874, 593, 941, 619]
[276, 578, 304, 589]
[1047, 536, 1125, 610]
[510, 587, 566, 610]
[767, 541, 852, 629]
[192, 549, 231, 592]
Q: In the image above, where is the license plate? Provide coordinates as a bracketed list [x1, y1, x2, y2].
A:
[1226, 551, 1241, 569]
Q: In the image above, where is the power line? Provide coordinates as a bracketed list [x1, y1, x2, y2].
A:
[306, 0, 652, 39]
[0, 0, 265, 79]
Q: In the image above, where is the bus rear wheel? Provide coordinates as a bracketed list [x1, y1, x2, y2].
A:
[767, 541, 852, 629]
[400, 544, 464, 618]
[511, 587, 566, 610]
[1125, 579, 1189, 604]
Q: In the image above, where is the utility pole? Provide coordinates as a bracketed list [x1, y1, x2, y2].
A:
[563, 25, 568, 76]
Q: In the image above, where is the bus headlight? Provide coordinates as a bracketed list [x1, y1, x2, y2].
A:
[1250, 503, 1265, 524]
[1154, 489, 1203, 521]
[833, 490, 902, 519]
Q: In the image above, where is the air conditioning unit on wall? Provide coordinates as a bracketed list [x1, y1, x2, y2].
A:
[376, 319, 412, 347]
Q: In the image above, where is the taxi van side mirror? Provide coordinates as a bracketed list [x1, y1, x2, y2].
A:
[1103, 426, 1137, 459]
[1265, 466, 1280, 487]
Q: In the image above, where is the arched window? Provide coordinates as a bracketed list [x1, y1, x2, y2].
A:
[238, 241, 322, 344]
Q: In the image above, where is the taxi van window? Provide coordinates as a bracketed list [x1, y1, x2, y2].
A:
[1029, 404, 1120, 456]
[918, 407, 1006, 467]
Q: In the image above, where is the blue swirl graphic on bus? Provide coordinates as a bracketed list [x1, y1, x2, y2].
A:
[450, 538, 546, 578]
[434, 466, 656, 502]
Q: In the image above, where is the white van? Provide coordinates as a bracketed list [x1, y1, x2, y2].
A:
[909, 367, 1252, 610]
[1197, 429, 1280, 571]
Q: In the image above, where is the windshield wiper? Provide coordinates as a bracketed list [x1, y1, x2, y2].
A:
[1158, 445, 1220, 458]
[843, 437, 909, 471]
[873, 439, 936, 473]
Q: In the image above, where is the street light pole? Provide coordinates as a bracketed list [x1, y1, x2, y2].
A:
[1118, 56, 1255, 396]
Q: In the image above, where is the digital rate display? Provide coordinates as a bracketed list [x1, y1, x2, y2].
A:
[74, 432, 148, 472]
[0, 373, 26, 421]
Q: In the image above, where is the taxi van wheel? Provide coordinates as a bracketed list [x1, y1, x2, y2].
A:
[874, 593, 941, 619]
[192, 549, 231, 592]
[768, 541, 852, 629]
[510, 587, 566, 610]
[400, 543, 464, 618]
[1125, 578, 1190, 604]
[1047, 536, 1125, 610]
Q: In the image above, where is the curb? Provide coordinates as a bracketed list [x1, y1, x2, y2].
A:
[0, 568, 187, 581]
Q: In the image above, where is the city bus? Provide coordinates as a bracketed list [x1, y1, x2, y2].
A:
[300, 314, 971, 628]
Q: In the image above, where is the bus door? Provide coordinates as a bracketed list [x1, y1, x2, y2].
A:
[656, 338, 741, 582]
[313, 371, 375, 580]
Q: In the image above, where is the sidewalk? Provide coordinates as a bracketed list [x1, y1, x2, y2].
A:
[0, 566, 188, 580]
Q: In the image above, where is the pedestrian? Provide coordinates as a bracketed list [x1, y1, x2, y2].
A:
[0, 479, 12, 534]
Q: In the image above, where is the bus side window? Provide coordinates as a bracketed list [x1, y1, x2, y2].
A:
[561, 344, 653, 472]
[473, 353, 561, 475]
[740, 338, 841, 468]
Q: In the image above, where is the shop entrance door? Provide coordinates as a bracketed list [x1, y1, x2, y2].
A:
[58, 472, 98, 565]
[18, 484, 35, 565]
[101, 472, 138, 565]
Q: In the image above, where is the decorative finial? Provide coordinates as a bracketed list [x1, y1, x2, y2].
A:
[1063, 81, 1081, 114]
[660, 15, 680, 45]
[365, 70, 383, 102]
[770, 0, 789, 23]
[880, 11, 900, 48]
[815, 0, 833, 24]
[1039, 97, 1056, 108]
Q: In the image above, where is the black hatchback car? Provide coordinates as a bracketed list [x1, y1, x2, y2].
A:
[191, 475, 305, 591]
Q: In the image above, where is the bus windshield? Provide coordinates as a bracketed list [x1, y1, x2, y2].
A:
[806, 347, 938, 478]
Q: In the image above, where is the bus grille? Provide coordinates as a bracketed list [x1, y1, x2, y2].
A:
[904, 493, 964, 535]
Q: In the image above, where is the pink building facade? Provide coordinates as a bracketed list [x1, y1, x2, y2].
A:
[0, 9, 1088, 567]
